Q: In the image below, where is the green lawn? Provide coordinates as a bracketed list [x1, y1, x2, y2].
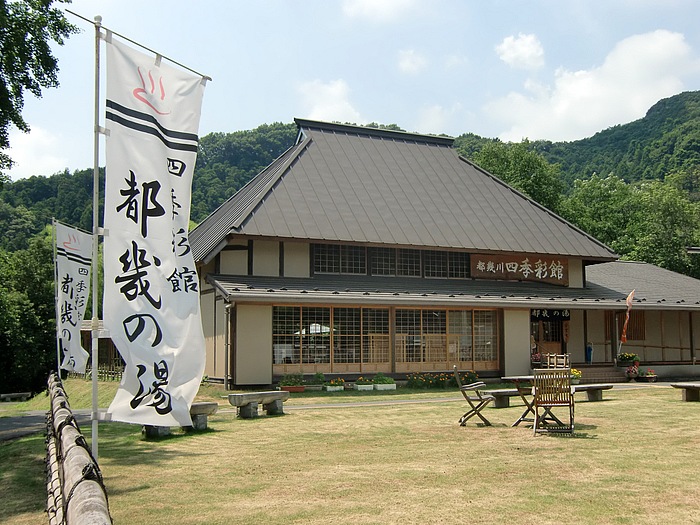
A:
[2, 380, 699, 524]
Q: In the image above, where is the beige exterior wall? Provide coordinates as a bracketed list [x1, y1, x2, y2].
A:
[220, 241, 248, 275]
[235, 304, 273, 385]
[199, 260, 216, 291]
[284, 241, 310, 277]
[253, 241, 279, 276]
[567, 309, 585, 362]
[503, 309, 530, 375]
[568, 259, 584, 288]
[214, 298, 227, 379]
[200, 290, 217, 378]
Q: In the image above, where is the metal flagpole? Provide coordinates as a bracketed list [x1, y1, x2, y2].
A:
[52, 218, 61, 375]
[91, 14, 103, 460]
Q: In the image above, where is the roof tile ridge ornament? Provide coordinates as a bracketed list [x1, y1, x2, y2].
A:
[230, 134, 313, 231]
[293, 118, 454, 147]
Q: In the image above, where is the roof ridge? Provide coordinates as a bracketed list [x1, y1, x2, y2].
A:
[294, 118, 454, 147]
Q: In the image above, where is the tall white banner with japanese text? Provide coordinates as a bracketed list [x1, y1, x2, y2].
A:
[104, 36, 206, 427]
[55, 221, 92, 373]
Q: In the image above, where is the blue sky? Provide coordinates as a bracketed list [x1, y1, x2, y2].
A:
[7, 0, 700, 180]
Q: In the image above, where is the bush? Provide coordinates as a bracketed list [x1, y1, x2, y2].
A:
[306, 372, 325, 385]
[405, 371, 478, 389]
[371, 372, 395, 384]
[279, 373, 303, 386]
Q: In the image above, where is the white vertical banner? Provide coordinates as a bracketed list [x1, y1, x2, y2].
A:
[104, 36, 207, 427]
[55, 221, 93, 373]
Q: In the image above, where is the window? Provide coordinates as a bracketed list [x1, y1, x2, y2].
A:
[397, 249, 421, 277]
[313, 244, 340, 274]
[369, 247, 396, 275]
[423, 250, 448, 278]
[312, 243, 470, 279]
[333, 308, 361, 364]
[340, 245, 366, 274]
[363, 308, 390, 363]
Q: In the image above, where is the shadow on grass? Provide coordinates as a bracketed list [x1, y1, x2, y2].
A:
[0, 433, 47, 522]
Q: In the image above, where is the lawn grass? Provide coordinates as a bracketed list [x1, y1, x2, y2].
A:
[2, 380, 699, 524]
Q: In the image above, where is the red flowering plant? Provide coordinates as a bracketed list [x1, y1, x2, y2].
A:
[639, 368, 656, 377]
[626, 365, 639, 378]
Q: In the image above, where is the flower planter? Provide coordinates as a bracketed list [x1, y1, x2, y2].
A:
[280, 385, 305, 393]
[571, 378, 580, 385]
[373, 383, 397, 390]
[635, 375, 658, 383]
[323, 385, 344, 392]
[353, 384, 373, 391]
[304, 384, 323, 391]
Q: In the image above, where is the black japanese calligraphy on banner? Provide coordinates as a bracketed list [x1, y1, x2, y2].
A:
[54, 221, 92, 373]
[103, 37, 207, 427]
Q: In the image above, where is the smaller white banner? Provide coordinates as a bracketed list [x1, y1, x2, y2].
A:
[55, 221, 92, 373]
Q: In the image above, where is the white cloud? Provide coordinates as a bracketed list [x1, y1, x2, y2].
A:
[496, 33, 545, 71]
[487, 30, 699, 142]
[342, 0, 418, 22]
[297, 79, 363, 124]
[7, 126, 69, 180]
[398, 49, 428, 74]
[415, 103, 463, 136]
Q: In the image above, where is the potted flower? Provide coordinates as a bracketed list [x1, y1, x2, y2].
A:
[636, 368, 657, 382]
[279, 373, 305, 393]
[617, 352, 640, 367]
[530, 353, 541, 367]
[324, 377, 345, 392]
[570, 368, 582, 384]
[353, 376, 374, 391]
[625, 365, 639, 381]
[372, 372, 397, 390]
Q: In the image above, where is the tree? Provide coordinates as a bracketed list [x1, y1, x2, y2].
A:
[560, 174, 639, 255]
[0, 0, 78, 179]
[473, 139, 563, 213]
[0, 226, 56, 393]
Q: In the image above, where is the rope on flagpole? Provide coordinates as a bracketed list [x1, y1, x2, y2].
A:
[66, 10, 212, 81]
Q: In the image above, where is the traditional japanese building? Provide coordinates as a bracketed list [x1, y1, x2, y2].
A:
[190, 119, 700, 386]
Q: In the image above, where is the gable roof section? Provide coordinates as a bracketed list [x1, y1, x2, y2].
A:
[191, 119, 617, 263]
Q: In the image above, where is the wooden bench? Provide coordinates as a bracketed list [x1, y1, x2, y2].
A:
[0, 392, 31, 402]
[227, 391, 291, 418]
[573, 383, 613, 401]
[671, 383, 700, 402]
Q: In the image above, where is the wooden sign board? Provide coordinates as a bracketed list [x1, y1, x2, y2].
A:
[471, 254, 569, 286]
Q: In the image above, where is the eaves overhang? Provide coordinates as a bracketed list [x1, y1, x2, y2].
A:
[205, 274, 700, 311]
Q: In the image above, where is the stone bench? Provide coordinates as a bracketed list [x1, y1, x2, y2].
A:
[489, 384, 613, 407]
[671, 383, 700, 401]
[228, 391, 291, 418]
[0, 392, 31, 402]
[574, 383, 613, 401]
[143, 401, 220, 437]
[489, 388, 520, 408]
[187, 401, 219, 430]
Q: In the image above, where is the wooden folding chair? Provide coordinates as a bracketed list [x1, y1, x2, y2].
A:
[542, 353, 570, 368]
[532, 368, 575, 435]
[453, 365, 495, 426]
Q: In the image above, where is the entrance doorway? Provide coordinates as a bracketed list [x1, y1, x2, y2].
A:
[530, 309, 570, 357]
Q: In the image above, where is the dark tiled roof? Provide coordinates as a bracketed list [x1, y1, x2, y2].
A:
[191, 119, 617, 263]
[207, 261, 700, 311]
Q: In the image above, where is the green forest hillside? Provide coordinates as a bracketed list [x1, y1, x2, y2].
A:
[1, 90, 699, 269]
[540, 90, 700, 186]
